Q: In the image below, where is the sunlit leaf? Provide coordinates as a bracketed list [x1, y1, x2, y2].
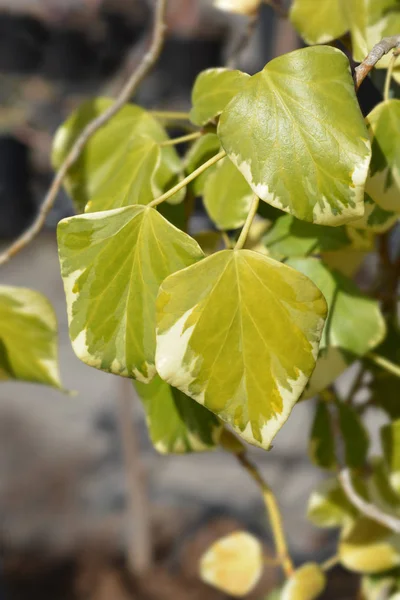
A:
[366, 100, 400, 213]
[0, 286, 61, 388]
[200, 531, 263, 597]
[57, 205, 204, 382]
[191, 68, 250, 127]
[204, 157, 254, 230]
[184, 133, 221, 196]
[337, 401, 369, 469]
[290, 0, 348, 44]
[288, 258, 386, 356]
[381, 421, 400, 496]
[307, 478, 357, 528]
[263, 215, 351, 260]
[218, 46, 371, 225]
[340, 517, 400, 574]
[281, 563, 326, 600]
[309, 400, 336, 470]
[52, 98, 182, 212]
[156, 249, 327, 449]
[343, 0, 400, 67]
[134, 375, 221, 454]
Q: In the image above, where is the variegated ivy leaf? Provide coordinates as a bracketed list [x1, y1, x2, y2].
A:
[281, 563, 326, 600]
[213, 0, 262, 17]
[218, 46, 371, 225]
[0, 285, 61, 388]
[288, 258, 386, 356]
[204, 157, 254, 230]
[200, 531, 263, 597]
[381, 421, 400, 496]
[366, 100, 400, 213]
[340, 517, 400, 574]
[190, 68, 250, 127]
[263, 214, 351, 261]
[184, 133, 221, 196]
[57, 205, 204, 382]
[52, 98, 182, 212]
[290, 0, 348, 45]
[134, 375, 222, 454]
[351, 194, 397, 233]
[85, 135, 160, 213]
[309, 401, 336, 471]
[343, 0, 400, 67]
[156, 249, 327, 449]
[307, 478, 357, 529]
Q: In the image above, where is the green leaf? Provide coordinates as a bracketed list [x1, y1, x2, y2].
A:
[280, 563, 326, 600]
[366, 100, 400, 213]
[0, 285, 61, 388]
[369, 324, 400, 419]
[287, 258, 386, 356]
[52, 98, 182, 212]
[381, 421, 400, 495]
[85, 135, 160, 213]
[361, 572, 398, 600]
[307, 478, 357, 528]
[155, 249, 327, 449]
[351, 194, 397, 233]
[218, 46, 371, 225]
[190, 68, 250, 127]
[290, 0, 348, 45]
[184, 133, 221, 196]
[343, 0, 400, 66]
[263, 215, 351, 260]
[309, 400, 336, 470]
[200, 531, 263, 597]
[340, 517, 400, 574]
[204, 157, 254, 230]
[337, 401, 369, 469]
[57, 205, 204, 382]
[134, 375, 221, 454]
[369, 457, 400, 511]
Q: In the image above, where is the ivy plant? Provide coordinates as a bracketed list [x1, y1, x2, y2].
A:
[2, 0, 400, 598]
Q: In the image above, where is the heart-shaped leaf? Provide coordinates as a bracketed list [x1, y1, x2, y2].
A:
[134, 375, 222, 454]
[218, 46, 371, 225]
[58, 205, 204, 382]
[156, 249, 327, 449]
[0, 286, 61, 388]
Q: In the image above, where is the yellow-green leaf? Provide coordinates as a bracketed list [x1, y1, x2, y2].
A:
[281, 563, 326, 600]
[204, 156, 254, 230]
[351, 194, 397, 233]
[381, 421, 400, 496]
[156, 249, 327, 449]
[57, 205, 204, 382]
[184, 133, 221, 196]
[307, 478, 357, 528]
[200, 531, 263, 597]
[290, 0, 348, 45]
[0, 285, 61, 388]
[218, 46, 371, 225]
[134, 375, 222, 454]
[191, 68, 250, 127]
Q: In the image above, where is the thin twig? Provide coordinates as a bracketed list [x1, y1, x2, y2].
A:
[160, 131, 202, 147]
[150, 110, 191, 120]
[355, 35, 400, 91]
[227, 12, 258, 69]
[0, 0, 168, 267]
[366, 352, 400, 379]
[235, 451, 294, 578]
[148, 150, 226, 208]
[263, 0, 288, 18]
[234, 194, 260, 250]
[321, 554, 339, 572]
[338, 468, 400, 533]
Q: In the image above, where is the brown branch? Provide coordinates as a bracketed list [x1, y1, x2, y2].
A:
[0, 0, 168, 267]
[338, 468, 400, 533]
[355, 35, 400, 91]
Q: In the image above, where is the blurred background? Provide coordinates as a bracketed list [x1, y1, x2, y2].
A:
[0, 1, 385, 598]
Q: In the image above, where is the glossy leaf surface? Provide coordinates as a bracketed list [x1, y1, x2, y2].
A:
[290, 0, 348, 44]
[288, 258, 386, 356]
[156, 249, 327, 449]
[218, 46, 371, 225]
[58, 205, 204, 382]
[0, 286, 61, 388]
[190, 68, 250, 126]
[134, 375, 221, 454]
[204, 157, 254, 230]
[200, 531, 263, 597]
